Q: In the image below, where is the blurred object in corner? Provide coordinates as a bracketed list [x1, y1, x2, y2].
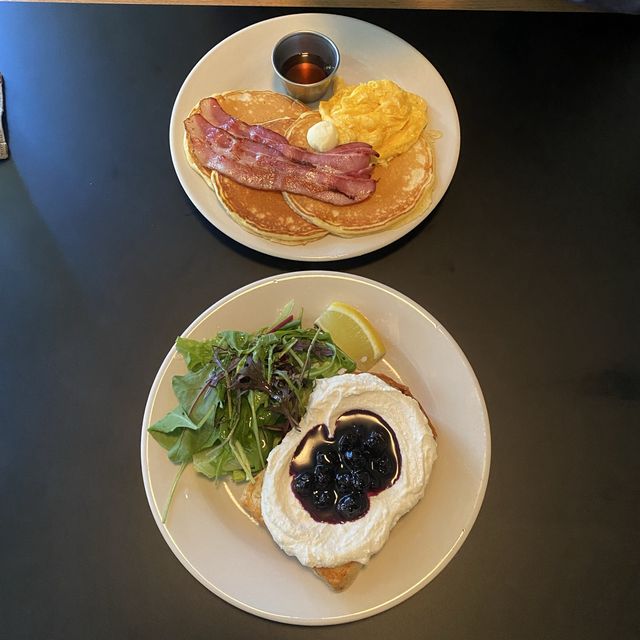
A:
[0, 74, 7, 160]
[571, 0, 640, 12]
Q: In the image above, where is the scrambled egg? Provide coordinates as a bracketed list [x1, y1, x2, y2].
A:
[319, 79, 428, 163]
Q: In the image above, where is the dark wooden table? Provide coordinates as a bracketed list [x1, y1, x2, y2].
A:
[1, 4, 638, 639]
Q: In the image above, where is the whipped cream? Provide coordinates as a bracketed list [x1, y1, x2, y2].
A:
[261, 373, 437, 567]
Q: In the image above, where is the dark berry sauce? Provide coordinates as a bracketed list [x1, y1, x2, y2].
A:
[289, 410, 401, 524]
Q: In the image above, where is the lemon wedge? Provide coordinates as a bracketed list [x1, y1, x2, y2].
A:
[315, 302, 386, 371]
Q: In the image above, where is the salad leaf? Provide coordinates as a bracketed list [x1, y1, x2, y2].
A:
[175, 337, 216, 372]
[149, 304, 355, 502]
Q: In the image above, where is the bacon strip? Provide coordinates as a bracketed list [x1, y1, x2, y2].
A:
[186, 114, 376, 205]
[199, 97, 377, 174]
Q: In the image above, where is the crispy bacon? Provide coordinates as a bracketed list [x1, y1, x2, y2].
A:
[185, 113, 376, 205]
[199, 97, 377, 174]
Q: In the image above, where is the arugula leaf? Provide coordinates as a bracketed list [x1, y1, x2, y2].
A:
[166, 422, 216, 465]
[148, 406, 200, 434]
[172, 364, 223, 427]
[176, 337, 217, 372]
[148, 406, 218, 464]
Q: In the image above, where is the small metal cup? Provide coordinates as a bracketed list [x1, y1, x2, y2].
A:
[272, 31, 340, 103]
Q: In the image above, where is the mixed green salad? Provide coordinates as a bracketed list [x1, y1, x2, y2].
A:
[149, 303, 355, 519]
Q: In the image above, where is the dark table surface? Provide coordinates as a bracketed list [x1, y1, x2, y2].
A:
[1, 4, 639, 639]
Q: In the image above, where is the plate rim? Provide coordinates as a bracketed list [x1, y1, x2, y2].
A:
[168, 13, 461, 262]
[141, 270, 490, 625]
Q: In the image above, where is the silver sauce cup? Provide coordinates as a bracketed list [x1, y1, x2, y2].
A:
[272, 31, 340, 103]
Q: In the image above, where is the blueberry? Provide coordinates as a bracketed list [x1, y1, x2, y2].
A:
[336, 492, 369, 521]
[292, 471, 314, 496]
[312, 489, 334, 510]
[335, 470, 354, 493]
[343, 448, 368, 470]
[338, 431, 360, 453]
[373, 454, 394, 477]
[363, 430, 386, 456]
[315, 447, 339, 468]
[314, 464, 333, 488]
[351, 469, 371, 492]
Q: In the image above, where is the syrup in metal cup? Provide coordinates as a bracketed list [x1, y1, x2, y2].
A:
[272, 31, 340, 103]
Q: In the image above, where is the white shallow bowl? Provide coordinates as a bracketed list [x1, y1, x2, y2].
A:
[141, 271, 490, 625]
[169, 13, 460, 261]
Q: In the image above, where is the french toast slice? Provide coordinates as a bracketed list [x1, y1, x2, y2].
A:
[240, 372, 435, 592]
[241, 470, 362, 592]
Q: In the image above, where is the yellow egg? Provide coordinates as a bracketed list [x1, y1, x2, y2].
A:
[319, 79, 428, 163]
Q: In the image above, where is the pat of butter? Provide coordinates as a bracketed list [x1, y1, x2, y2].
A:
[306, 120, 339, 152]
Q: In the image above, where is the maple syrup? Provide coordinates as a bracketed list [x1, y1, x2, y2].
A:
[282, 53, 328, 85]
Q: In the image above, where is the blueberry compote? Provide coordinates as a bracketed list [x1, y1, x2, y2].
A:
[289, 410, 401, 524]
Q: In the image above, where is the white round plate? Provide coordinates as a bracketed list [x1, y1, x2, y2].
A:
[169, 13, 460, 261]
[141, 272, 490, 625]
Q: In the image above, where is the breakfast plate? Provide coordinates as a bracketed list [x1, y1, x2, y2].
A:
[169, 13, 460, 261]
[141, 272, 490, 625]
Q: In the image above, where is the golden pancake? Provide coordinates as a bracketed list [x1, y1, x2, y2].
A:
[282, 112, 436, 237]
[183, 90, 326, 244]
[215, 89, 308, 122]
[212, 117, 328, 245]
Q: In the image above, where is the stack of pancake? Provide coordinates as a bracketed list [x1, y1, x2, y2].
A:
[184, 89, 435, 245]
